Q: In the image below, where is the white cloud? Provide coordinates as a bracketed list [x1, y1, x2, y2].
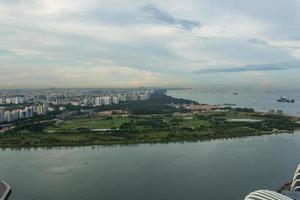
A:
[0, 0, 300, 88]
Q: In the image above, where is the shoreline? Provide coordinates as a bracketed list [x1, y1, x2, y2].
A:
[0, 130, 297, 149]
[166, 89, 300, 117]
[1, 90, 299, 149]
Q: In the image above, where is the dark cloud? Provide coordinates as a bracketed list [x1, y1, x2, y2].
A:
[140, 4, 201, 31]
[248, 38, 269, 46]
[196, 61, 300, 73]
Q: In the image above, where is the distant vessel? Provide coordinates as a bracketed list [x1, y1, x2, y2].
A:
[233, 92, 239, 95]
[0, 181, 11, 200]
[277, 97, 295, 103]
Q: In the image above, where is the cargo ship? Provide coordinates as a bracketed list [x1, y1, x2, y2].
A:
[0, 181, 11, 200]
[277, 97, 295, 103]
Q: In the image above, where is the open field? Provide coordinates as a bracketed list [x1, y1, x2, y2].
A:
[1, 111, 299, 147]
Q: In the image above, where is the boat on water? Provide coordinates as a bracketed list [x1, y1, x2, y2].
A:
[277, 97, 295, 103]
[0, 181, 11, 200]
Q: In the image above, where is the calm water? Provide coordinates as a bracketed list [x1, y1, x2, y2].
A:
[167, 89, 300, 116]
[1, 133, 300, 200]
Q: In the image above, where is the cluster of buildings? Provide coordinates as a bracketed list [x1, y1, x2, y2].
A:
[173, 103, 229, 113]
[0, 104, 50, 123]
[46, 91, 152, 107]
[0, 89, 154, 124]
[0, 89, 153, 107]
[0, 96, 27, 105]
[268, 109, 284, 115]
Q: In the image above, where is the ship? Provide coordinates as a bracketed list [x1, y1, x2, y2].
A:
[277, 97, 295, 103]
[0, 181, 11, 200]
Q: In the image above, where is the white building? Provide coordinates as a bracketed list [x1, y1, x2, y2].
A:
[24, 106, 33, 118]
[4, 111, 13, 122]
[0, 98, 5, 104]
[5, 98, 12, 104]
[12, 110, 20, 120]
[291, 164, 300, 192]
[59, 106, 66, 111]
[112, 96, 119, 104]
[103, 96, 112, 105]
[139, 94, 150, 101]
[245, 164, 300, 200]
[14, 97, 25, 104]
[0, 111, 4, 123]
[95, 97, 104, 106]
[37, 104, 48, 115]
[245, 190, 292, 200]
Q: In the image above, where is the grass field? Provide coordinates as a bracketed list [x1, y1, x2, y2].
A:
[44, 114, 214, 133]
[1, 111, 299, 147]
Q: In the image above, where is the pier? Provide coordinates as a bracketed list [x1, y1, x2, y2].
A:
[0, 181, 11, 200]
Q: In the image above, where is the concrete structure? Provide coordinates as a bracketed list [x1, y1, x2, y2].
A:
[291, 165, 300, 192]
[95, 97, 104, 106]
[4, 111, 12, 122]
[245, 164, 300, 200]
[0, 181, 11, 200]
[244, 190, 293, 200]
[11, 110, 19, 121]
[103, 96, 112, 105]
[37, 104, 48, 115]
[0, 112, 4, 123]
[139, 94, 150, 101]
[112, 96, 119, 104]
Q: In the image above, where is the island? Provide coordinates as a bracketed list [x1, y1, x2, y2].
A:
[0, 89, 299, 147]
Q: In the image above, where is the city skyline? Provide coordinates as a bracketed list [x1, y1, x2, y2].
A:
[1, 0, 300, 89]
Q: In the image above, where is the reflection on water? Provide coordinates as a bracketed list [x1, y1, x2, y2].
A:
[1, 132, 300, 200]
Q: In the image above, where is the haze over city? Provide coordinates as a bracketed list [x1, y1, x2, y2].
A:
[1, 0, 300, 89]
[2, 1, 300, 200]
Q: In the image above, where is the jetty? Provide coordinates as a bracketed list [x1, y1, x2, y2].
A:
[0, 181, 11, 200]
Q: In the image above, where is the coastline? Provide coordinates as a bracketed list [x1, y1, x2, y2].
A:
[0, 131, 297, 149]
[1, 90, 299, 148]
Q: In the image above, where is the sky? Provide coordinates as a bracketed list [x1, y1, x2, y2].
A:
[1, 0, 300, 89]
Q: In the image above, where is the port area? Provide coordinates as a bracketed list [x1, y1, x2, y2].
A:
[0, 181, 11, 200]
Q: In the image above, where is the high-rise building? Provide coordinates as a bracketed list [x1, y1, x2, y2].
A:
[139, 94, 150, 101]
[24, 107, 32, 118]
[37, 105, 43, 115]
[36, 104, 48, 115]
[14, 97, 24, 104]
[119, 95, 127, 102]
[13, 110, 25, 120]
[103, 96, 112, 105]
[28, 106, 34, 117]
[4, 111, 13, 122]
[112, 96, 119, 104]
[5, 98, 12, 104]
[95, 97, 104, 106]
[0, 111, 4, 123]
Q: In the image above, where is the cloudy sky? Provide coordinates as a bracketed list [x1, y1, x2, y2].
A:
[1, 0, 300, 88]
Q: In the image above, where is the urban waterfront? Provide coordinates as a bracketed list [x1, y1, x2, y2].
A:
[167, 89, 300, 117]
[1, 132, 300, 200]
